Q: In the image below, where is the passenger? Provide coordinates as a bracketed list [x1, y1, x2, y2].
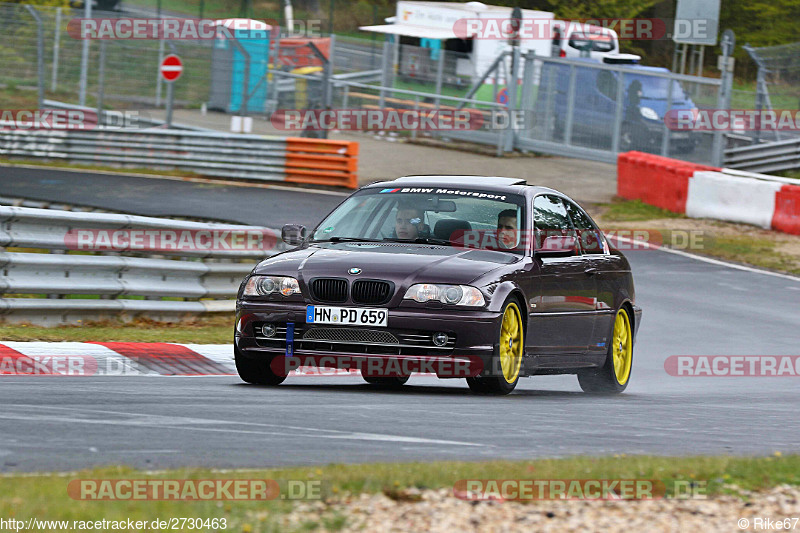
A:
[497, 209, 519, 249]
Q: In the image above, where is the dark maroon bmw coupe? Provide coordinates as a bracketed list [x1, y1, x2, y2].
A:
[234, 176, 642, 394]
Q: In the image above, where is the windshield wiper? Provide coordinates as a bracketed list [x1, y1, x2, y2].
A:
[383, 237, 453, 246]
[312, 237, 384, 243]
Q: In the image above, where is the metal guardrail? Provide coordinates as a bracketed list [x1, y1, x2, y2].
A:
[0, 128, 289, 182]
[724, 138, 800, 173]
[0, 206, 276, 258]
[0, 127, 360, 188]
[0, 206, 282, 325]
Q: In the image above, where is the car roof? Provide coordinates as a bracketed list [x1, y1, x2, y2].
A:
[366, 175, 533, 192]
[544, 58, 670, 74]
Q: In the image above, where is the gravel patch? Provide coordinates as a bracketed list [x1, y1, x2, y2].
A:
[277, 485, 800, 532]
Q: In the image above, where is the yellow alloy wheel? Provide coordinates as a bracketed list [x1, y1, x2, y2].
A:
[499, 302, 523, 383]
[612, 308, 633, 385]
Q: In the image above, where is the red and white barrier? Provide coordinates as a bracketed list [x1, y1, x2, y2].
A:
[617, 151, 800, 235]
[0, 342, 368, 377]
[0, 342, 235, 376]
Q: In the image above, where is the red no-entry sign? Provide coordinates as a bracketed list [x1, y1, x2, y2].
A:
[159, 54, 183, 82]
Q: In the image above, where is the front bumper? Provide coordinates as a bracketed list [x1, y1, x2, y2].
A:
[234, 301, 501, 376]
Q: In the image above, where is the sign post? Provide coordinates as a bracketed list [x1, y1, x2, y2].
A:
[159, 54, 184, 128]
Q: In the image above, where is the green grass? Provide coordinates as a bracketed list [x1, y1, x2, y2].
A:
[0, 455, 797, 532]
[701, 234, 800, 275]
[779, 170, 800, 180]
[597, 199, 800, 276]
[0, 316, 233, 343]
[598, 199, 686, 222]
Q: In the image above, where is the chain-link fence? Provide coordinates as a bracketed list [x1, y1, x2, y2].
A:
[0, 1, 761, 167]
[0, 2, 218, 112]
[741, 42, 800, 143]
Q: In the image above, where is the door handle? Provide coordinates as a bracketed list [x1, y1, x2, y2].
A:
[584, 267, 598, 276]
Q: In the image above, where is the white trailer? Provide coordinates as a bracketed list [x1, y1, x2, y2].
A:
[360, 1, 619, 85]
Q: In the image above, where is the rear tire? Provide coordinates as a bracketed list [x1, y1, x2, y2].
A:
[235, 348, 286, 386]
[578, 306, 633, 393]
[468, 299, 524, 395]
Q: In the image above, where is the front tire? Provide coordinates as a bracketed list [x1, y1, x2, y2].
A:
[467, 299, 524, 395]
[578, 306, 633, 393]
[235, 348, 286, 385]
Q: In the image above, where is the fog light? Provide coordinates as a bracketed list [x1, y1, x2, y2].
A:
[262, 323, 277, 338]
[432, 332, 449, 347]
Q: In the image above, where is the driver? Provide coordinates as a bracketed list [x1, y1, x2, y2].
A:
[394, 205, 426, 240]
[497, 209, 519, 249]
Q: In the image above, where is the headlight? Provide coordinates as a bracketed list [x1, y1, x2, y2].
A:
[403, 284, 485, 306]
[243, 275, 301, 297]
[640, 106, 659, 121]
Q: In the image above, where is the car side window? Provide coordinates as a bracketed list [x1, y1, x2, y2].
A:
[533, 195, 577, 251]
[597, 71, 617, 100]
[563, 199, 608, 255]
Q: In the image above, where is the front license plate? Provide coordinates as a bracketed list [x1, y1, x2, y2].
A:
[306, 305, 388, 327]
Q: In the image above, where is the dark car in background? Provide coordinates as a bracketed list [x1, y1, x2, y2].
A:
[537, 58, 699, 153]
[234, 176, 642, 395]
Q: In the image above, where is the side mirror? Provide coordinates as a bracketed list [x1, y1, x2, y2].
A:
[535, 235, 577, 257]
[281, 224, 307, 246]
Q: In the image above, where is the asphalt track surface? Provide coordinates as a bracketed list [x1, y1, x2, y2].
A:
[1, 166, 798, 472]
[0, 166, 345, 227]
[1, 247, 799, 472]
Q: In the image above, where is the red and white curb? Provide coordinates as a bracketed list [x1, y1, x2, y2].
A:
[0, 342, 358, 377]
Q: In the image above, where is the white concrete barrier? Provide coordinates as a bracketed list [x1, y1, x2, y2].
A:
[686, 171, 783, 228]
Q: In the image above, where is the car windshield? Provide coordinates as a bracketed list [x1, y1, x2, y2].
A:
[310, 187, 528, 254]
[627, 74, 688, 101]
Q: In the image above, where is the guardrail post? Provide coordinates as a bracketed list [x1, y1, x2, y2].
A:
[712, 31, 735, 166]
[660, 75, 674, 157]
[563, 64, 577, 146]
[24, 5, 45, 110]
[434, 45, 445, 110]
[78, 0, 91, 107]
[379, 40, 390, 110]
[51, 7, 62, 92]
[611, 71, 625, 153]
[505, 45, 520, 152]
[97, 41, 107, 124]
[412, 96, 420, 140]
[327, 34, 336, 110]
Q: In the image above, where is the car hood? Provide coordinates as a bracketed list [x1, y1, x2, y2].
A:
[253, 242, 519, 286]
